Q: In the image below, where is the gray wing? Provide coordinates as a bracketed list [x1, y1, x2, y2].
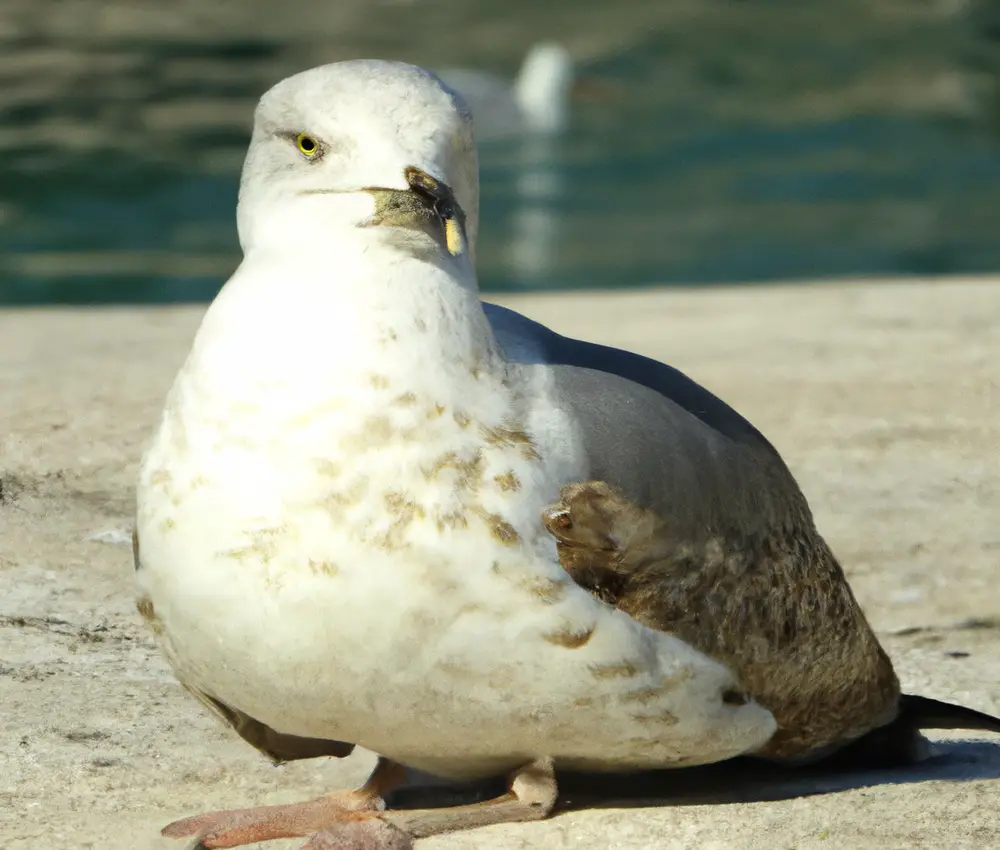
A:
[484, 301, 811, 537]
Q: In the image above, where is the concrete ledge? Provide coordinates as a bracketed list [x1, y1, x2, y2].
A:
[2, 277, 999, 848]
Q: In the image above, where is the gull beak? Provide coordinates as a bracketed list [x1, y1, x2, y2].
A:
[363, 167, 467, 258]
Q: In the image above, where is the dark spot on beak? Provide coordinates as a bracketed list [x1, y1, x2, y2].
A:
[405, 168, 457, 223]
[361, 169, 467, 258]
[404, 167, 467, 257]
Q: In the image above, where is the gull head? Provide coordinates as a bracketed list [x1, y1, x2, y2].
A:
[237, 60, 478, 261]
[514, 42, 574, 133]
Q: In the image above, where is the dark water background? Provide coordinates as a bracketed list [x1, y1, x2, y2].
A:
[2, 0, 1000, 304]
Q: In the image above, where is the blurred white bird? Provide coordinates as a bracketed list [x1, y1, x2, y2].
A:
[437, 42, 575, 140]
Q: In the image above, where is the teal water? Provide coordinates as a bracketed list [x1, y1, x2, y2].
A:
[2, 10, 1000, 304]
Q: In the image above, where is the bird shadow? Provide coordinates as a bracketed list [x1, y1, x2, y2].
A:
[389, 739, 1000, 814]
[556, 739, 1000, 812]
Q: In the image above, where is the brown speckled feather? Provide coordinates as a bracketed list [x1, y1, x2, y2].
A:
[545, 480, 901, 762]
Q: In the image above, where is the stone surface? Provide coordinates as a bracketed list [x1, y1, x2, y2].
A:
[2, 278, 999, 849]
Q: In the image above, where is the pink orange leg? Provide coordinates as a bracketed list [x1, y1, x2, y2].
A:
[161, 758, 406, 849]
[163, 757, 557, 850]
[305, 757, 558, 848]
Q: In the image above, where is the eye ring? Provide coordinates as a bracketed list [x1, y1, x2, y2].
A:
[296, 133, 320, 158]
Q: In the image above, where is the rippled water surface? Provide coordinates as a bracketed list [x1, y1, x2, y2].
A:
[2, 1, 999, 303]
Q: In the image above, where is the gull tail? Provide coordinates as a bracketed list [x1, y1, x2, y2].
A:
[900, 693, 1000, 733]
[809, 694, 1000, 770]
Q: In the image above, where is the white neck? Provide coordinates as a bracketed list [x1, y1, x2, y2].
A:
[183, 232, 500, 417]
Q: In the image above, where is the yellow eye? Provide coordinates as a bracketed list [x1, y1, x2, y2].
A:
[296, 133, 320, 157]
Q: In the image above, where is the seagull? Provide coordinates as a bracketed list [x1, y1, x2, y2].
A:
[134, 56, 1000, 850]
[134, 59, 777, 849]
[436, 42, 575, 140]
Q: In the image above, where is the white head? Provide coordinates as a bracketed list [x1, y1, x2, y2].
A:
[236, 60, 479, 262]
[513, 42, 575, 133]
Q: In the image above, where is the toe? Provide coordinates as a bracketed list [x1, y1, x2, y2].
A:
[162, 805, 296, 848]
[162, 796, 368, 848]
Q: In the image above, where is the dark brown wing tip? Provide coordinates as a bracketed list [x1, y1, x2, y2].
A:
[195, 689, 356, 762]
[900, 693, 1000, 733]
[264, 736, 356, 763]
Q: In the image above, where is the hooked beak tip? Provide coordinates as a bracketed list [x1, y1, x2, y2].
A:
[361, 167, 468, 259]
[404, 167, 467, 258]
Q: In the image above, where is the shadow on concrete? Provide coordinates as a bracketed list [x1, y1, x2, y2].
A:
[555, 739, 1000, 811]
[389, 738, 1000, 812]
